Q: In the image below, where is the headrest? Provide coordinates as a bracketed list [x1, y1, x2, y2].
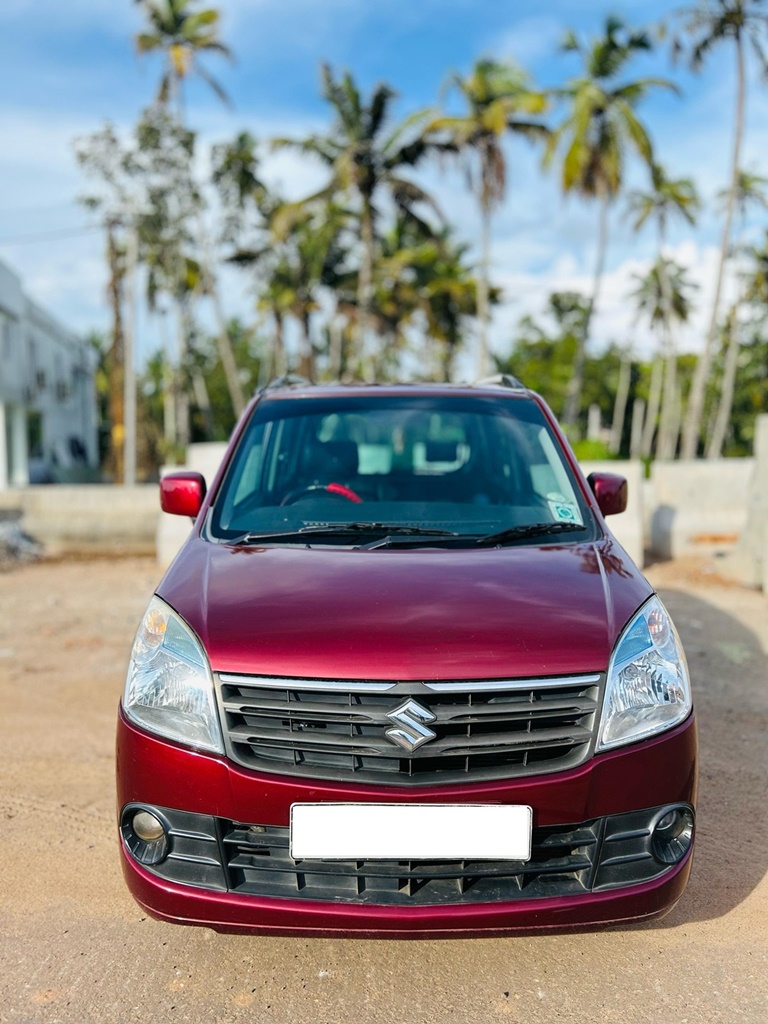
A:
[425, 440, 459, 462]
[309, 439, 359, 478]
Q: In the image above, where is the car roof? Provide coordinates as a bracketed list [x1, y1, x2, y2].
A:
[256, 374, 535, 403]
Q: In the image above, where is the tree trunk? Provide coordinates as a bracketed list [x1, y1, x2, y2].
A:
[329, 317, 343, 382]
[358, 203, 375, 380]
[157, 310, 177, 451]
[192, 370, 214, 440]
[475, 204, 491, 379]
[298, 309, 315, 380]
[641, 352, 664, 459]
[609, 350, 632, 455]
[706, 306, 740, 458]
[123, 220, 139, 486]
[629, 398, 645, 459]
[655, 245, 678, 460]
[200, 226, 246, 418]
[106, 221, 125, 484]
[681, 34, 744, 459]
[563, 194, 610, 431]
[273, 311, 286, 378]
[174, 298, 190, 450]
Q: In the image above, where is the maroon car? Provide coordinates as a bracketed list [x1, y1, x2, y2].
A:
[117, 377, 696, 937]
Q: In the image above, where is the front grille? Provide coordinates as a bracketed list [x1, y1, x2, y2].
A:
[216, 673, 602, 784]
[221, 819, 602, 904]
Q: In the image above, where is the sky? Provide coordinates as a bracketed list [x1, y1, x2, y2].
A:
[1, 0, 767, 374]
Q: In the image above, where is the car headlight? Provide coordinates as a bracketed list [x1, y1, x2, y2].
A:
[598, 596, 691, 751]
[123, 596, 223, 753]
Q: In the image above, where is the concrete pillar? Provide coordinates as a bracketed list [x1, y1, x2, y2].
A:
[9, 404, 28, 486]
[0, 403, 8, 490]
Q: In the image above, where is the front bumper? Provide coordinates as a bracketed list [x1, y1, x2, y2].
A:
[116, 708, 697, 937]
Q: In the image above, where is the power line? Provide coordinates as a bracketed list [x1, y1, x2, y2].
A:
[0, 224, 102, 245]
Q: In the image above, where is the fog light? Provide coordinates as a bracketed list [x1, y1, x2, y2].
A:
[121, 806, 170, 866]
[652, 806, 694, 865]
[132, 810, 165, 842]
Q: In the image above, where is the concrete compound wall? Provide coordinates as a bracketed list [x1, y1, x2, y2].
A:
[7, 415, 768, 594]
[646, 459, 754, 561]
[4, 484, 158, 556]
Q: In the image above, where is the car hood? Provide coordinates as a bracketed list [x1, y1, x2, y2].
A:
[157, 537, 652, 680]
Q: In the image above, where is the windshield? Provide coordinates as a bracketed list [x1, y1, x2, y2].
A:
[208, 393, 596, 546]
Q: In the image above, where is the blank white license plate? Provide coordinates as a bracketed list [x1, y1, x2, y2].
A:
[290, 803, 532, 860]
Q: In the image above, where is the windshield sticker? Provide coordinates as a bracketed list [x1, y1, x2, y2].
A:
[547, 493, 582, 525]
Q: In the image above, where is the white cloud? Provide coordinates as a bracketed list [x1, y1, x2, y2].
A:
[489, 17, 565, 67]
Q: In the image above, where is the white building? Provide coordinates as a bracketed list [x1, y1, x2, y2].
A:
[0, 257, 98, 488]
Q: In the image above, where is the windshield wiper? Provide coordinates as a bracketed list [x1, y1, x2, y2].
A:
[228, 523, 460, 546]
[475, 521, 586, 547]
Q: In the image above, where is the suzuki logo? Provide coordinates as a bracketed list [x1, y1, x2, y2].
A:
[385, 699, 437, 754]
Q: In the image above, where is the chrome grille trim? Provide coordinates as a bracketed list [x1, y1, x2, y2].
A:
[425, 674, 601, 693]
[218, 673, 601, 694]
[215, 672, 603, 785]
[219, 674, 397, 693]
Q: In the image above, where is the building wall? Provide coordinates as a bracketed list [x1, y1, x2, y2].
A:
[0, 257, 98, 488]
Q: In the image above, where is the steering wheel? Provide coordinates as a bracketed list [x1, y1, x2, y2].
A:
[281, 482, 364, 506]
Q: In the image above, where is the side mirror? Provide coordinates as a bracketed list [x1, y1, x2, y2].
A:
[160, 472, 207, 518]
[587, 471, 627, 516]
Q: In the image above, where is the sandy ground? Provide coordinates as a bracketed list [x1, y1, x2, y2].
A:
[0, 554, 766, 1024]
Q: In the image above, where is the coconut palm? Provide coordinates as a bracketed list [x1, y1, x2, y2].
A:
[627, 164, 701, 457]
[419, 235, 489, 382]
[367, 221, 489, 381]
[544, 15, 675, 431]
[275, 64, 439, 376]
[134, 0, 233, 110]
[228, 194, 349, 380]
[211, 131, 266, 244]
[677, 0, 768, 458]
[631, 258, 697, 457]
[134, 2, 246, 418]
[425, 59, 549, 378]
[706, 170, 768, 456]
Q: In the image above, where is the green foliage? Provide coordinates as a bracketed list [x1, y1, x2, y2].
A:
[545, 16, 674, 200]
[134, 0, 233, 107]
[495, 292, 587, 418]
[572, 439, 613, 460]
[76, 8, 768, 468]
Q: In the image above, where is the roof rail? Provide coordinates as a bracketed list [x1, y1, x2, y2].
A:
[257, 373, 313, 394]
[474, 373, 526, 391]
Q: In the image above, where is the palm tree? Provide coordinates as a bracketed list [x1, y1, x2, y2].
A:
[134, 0, 232, 111]
[632, 258, 697, 457]
[135, 3, 246, 419]
[360, 221, 488, 381]
[627, 163, 701, 457]
[275, 64, 439, 376]
[677, 0, 768, 458]
[419, 235, 489, 382]
[706, 170, 768, 456]
[544, 15, 675, 431]
[425, 59, 549, 378]
[228, 193, 349, 381]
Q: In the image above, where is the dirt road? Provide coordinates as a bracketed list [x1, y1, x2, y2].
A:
[1, 556, 766, 1024]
